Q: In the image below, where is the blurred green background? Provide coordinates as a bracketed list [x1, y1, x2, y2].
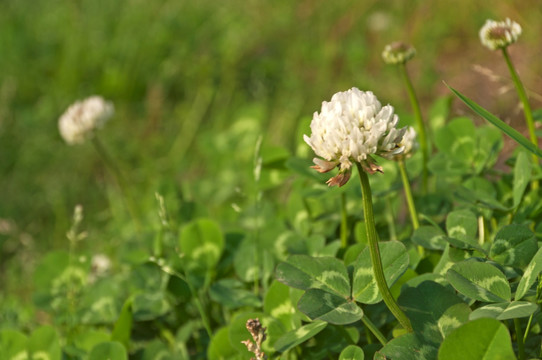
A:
[1, 0, 541, 302]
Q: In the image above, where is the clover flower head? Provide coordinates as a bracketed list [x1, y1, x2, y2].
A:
[382, 42, 416, 65]
[479, 18, 522, 50]
[390, 126, 418, 161]
[304, 88, 406, 186]
[58, 96, 114, 145]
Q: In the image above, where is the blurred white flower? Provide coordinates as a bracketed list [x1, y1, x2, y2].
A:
[382, 42, 416, 65]
[304, 88, 406, 186]
[479, 18, 521, 50]
[90, 254, 111, 281]
[390, 126, 418, 161]
[58, 96, 114, 145]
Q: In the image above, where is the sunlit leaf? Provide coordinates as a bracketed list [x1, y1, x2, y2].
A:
[469, 301, 537, 321]
[273, 321, 327, 353]
[351, 241, 409, 304]
[438, 318, 516, 360]
[446, 260, 510, 302]
[516, 246, 542, 300]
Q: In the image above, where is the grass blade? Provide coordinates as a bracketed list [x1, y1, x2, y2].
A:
[446, 84, 542, 158]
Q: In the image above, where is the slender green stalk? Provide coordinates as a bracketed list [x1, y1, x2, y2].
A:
[340, 193, 348, 248]
[514, 318, 525, 360]
[91, 136, 142, 231]
[397, 160, 419, 230]
[523, 313, 533, 344]
[356, 163, 413, 332]
[398, 159, 423, 256]
[156, 263, 212, 338]
[361, 314, 387, 345]
[501, 48, 539, 189]
[385, 196, 398, 242]
[399, 63, 428, 193]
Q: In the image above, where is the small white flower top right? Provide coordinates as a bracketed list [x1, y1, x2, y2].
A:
[58, 96, 114, 145]
[479, 18, 522, 51]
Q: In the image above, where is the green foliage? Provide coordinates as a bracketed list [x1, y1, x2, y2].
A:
[2, 1, 542, 359]
[438, 318, 517, 360]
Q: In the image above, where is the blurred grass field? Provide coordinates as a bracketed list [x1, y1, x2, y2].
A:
[1, 0, 541, 308]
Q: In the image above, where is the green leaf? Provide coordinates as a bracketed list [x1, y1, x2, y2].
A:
[207, 327, 238, 360]
[513, 151, 532, 208]
[275, 255, 350, 298]
[111, 298, 133, 349]
[469, 301, 537, 321]
[351, 241, 409, 304]
[489, 224, 537, 268]
[446, 209, 477, 243]
[29, 326, 61, 360]
[398, 281, 470, 343]
[209, 279, 262, 309]
[88, 341, 128, 360]
[434, 117, 476, 159]
[446, 261, 511, 302]
[132, 292, 171, 321]
[438, 318, 516, 360]
[374, 333, 438, 360]
[141, 340, 175, 360]
[233, 235, 275, 283]
[297, 288, 363, 325]
[179, 218, 224, 271]
[273, 321, 327, 353]
[411, 226, 448, 250]
[516, 246, 542, 300]
[0, 330, 28, 360]
[264, 281, 298, 331]
[447, 85, 542, 158]
[73, 330, 111, 353]
[339, 345, 364, 360]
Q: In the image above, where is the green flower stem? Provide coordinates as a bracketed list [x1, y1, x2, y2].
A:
[340, 193, 348, 248]
[400, 63, 429, 193]
[356, 163, 413, 332]
[514, 318, 525, 360]
[397, 160, 419, 230]
[502, 48, 539, 189]
[91, 136, 142, 232]
[361, 314, 387, 345]
[398, 159, 423, 256]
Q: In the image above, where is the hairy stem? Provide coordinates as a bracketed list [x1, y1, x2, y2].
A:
[357, 164, 413, 332]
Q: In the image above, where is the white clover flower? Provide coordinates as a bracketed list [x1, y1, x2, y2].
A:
[88, 254, 112, 283]
[390, 126, 418, 161]
[58, 96, 114, 145]
[382, 42, 416, 65]
[479, 18, 522, 50]
[304, 88, 406, 186]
